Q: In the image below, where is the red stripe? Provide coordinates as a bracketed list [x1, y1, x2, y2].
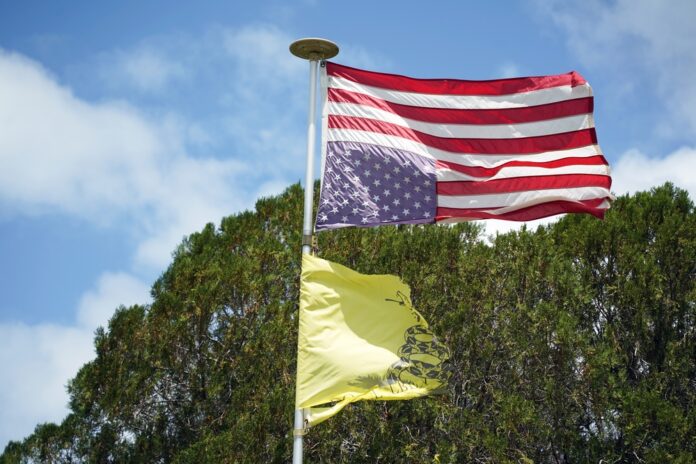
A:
[327, 62, 587, 96]
[436, 198, 609, 222]
[329, 88, 594, 125]
[328, 115, 598, 154]
[436, 174, 612, 195]
[435, 155, 609, 178]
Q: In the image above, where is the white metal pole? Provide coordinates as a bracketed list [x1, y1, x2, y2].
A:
[293, 58, 318, 464]
[301, 59, 319, 256]
[289, 37, 338, 464]
[292, 408, 305, 464]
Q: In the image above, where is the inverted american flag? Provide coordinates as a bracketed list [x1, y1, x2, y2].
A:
[315, 62, 612, 231]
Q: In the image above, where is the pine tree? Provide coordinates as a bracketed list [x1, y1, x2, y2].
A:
[2, 183, 695, 463]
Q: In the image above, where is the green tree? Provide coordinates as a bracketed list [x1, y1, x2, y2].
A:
[3, 183, 694, 463]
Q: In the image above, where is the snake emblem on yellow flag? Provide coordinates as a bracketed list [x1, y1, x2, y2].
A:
[296, 254, 450, 426]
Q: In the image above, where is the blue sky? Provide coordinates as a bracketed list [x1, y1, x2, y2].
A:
[1, 0, 695, 449]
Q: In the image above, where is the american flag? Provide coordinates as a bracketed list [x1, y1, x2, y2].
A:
[315, 62, 612, 231]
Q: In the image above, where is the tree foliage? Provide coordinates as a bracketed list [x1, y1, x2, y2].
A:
[2, 182, 695, 463]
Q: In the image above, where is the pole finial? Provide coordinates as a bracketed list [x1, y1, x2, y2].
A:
[289, 38, 339, 61]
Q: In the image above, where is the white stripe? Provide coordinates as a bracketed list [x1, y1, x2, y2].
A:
[326, 129, 603, 167]
[436, 164, 611, 182]
[328, 102, 593, 139]
[435, 195, 612, 221]
[329, 76, 593, 110]
[437, 186, 612, 210]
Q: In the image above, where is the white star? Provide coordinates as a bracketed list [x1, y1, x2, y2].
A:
[384, 173, 392, 180]
[322, 198, 330, 205]
[361, 217, 369, 223]
[345, 166, 353, 173]
[414, 186, 421, 192]
[404, 177, 411, 183]
[363, 152, 372, 159]
[331, 207, 339, 214]
[383, 156, 391, 164]
[319, 213, 329, 222]
[404, 160, 411, 166]
[424, 180, 432, 186]
[404, 192, 412, 199]
[374, 163, 382, 171]
[413, 170, 421, 177]
[327, 167, 334, 173]
[424, 211, 431, 218]
[425, 195, 432, 201]
[362, 200, 371, 207]
[403, 209, 410, 215]
[393, 166, 401, 174]
[383, 205, 390, 212]
[384, 189, 391, 197]
[341, 216, 348, 222]
[394, 182, 401, 190]
[335, 158, 343, 165]
[414, 202, 421, 209]
[393, 198, 401, 206]
[355, 160, 362, 166]
[343, 182, 350, 189]
[374, 179, 381, 187]
[352, 176, 361, 183]
[352, 207, 359, 214]
[365, 170, 371, 177]
[341, 199, 349, 206]
[373, 195, 381, 202]
[391, 215, 399, 220]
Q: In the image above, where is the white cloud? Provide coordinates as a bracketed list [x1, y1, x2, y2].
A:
[0, 46, 259, 448]
[0, 50, 160, 218]
[538, 0, 696, 137]
[77, 272, 152, 329]
[0, 322, 94, 447]
[0, 269, 151, 449]
[611, 146, 696, 199]
[131, 154, 250, 269]
[101, 46, 187, 93]
[121, 48, 186, 92]
[218, 25, 309, 178]
[0, 49, 251, 269]
[223, 24, 304, 86]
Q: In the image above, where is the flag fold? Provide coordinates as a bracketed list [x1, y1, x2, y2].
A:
[296, 254, 449, 426]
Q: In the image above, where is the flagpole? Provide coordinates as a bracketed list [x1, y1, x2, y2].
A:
[289, 37, 339, 464]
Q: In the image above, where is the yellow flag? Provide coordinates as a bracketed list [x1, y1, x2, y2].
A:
[296, 254, 450, 426]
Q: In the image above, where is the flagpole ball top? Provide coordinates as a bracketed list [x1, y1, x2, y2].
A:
[290, 38, 339, 60]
